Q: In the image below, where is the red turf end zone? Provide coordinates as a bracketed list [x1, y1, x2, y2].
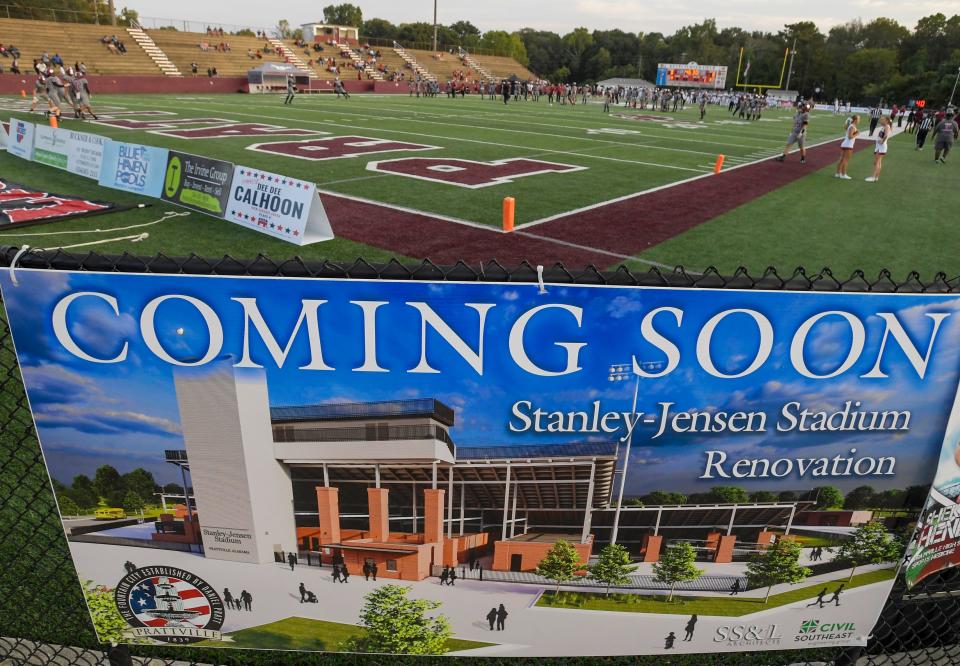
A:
[248, 136, 439, 161]
[366, 158, 587, 188]
[322, 139, 866, 267]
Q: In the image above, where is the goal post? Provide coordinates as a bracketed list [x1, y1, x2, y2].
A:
[734, 46, 790, 90]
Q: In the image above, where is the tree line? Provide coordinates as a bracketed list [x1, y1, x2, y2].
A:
[315, 4, 960, 104]
[630, 484, 929, 511]
[53, 465, 185, 515]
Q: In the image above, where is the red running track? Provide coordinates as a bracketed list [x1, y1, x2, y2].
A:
[321, 138, 856, 268]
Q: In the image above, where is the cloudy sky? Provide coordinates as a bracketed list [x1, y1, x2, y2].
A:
[5, 268, 960, 499]
[131, 0, 947, 35]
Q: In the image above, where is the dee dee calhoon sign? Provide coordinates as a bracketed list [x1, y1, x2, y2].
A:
[2, 267, 959, 656]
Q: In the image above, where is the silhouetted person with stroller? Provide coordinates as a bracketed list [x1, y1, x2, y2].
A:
[828, 584, 845, 606]
[808, 587, 828, 607]
[486, 607, 497, 630]
[299, 582, 307, 602]
[665, 631, 676, 649]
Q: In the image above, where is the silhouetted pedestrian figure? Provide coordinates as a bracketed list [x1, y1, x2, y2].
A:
[828, 584, 845, 606]
[299, 582, 307, 603]
[331, 564, 342, 583]
[730, 579, 741, 595]
[370, 563, 378, 581]
[478, 563, 483, 581]
[240, 589, 252, 611]
[288, 552, 297, 571]
[470, 558, 476, 571]
[808, 587, 828, 608]
[665, 631, 676, 649]
[496, 604, 508, 630]
[341, 567, 350, 583]
[440, 567, 449, 585]
[123, 560, 136, 574]
[448, 568, 457, 586]
[486, 607, 497, 630]
[363, 562, 371, 581]
[223, 588, 234, 610]
[684, 614, 697, 641]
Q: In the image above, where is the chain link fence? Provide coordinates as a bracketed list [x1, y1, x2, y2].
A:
[1, 248, 958, 666]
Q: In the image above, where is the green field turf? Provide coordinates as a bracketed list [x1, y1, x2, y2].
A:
[196, 615, 494, 653]
[0, 92, 957, 277]
[536, 567, 896, 616]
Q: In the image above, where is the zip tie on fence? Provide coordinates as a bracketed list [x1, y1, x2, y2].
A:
[0, 211, 189, 239]
[8, 244, 31, 287]
[42, 233, 149, 252]
[536, 264, 547, 295]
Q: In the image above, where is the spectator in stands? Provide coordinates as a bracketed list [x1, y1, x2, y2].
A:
[10, 58, 19, 74]
[52, 53, 63, 66]
[199, 42, 210, 51]
[0, 45, 8, 58]
[191, 61, 198, 75]
[206, 67, 213, 77]
[247, 48, 256, 59]
[41, 52, 50, 65]
[212, 66, 218, 76]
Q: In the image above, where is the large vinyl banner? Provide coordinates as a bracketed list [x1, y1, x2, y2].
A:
[2, 268, 960, 656]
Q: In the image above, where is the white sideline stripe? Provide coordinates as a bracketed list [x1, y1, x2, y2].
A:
[514, 230, 702, 274]
[315, 189, 501, 232]
[513, 134, 843, 231]
[117, 99, 704, 173]
[316, 174, 390, 187]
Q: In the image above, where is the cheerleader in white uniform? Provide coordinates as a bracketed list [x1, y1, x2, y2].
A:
[835, 114, 859, 179]
[866, 115, 891, 182]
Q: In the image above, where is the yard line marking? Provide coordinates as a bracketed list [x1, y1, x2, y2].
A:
[117, 99, 706, 173]
[185, 96, 772, 158]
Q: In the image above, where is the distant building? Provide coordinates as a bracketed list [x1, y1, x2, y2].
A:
[300, 23, 359, 45]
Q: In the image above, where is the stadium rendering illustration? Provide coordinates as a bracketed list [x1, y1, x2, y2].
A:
[155, 363, 805, 580]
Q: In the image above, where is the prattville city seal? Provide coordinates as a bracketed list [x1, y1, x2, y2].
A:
[114, 566, 226, 644]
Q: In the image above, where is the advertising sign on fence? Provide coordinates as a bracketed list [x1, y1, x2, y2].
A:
[7, 118, 34, 161]
[2, 269, 959, 656]
[224, 165, 334, 244]
[97, 139, 170, 197]
[905, 390, 960, 588]
[161, 151, 235, 216]
[33, 125, 106, 180]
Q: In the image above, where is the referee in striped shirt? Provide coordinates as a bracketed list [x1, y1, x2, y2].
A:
[916, 112, 934, 150]
[869, 105, 882, 136]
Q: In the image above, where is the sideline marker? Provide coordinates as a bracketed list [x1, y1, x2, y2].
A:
[714, 154, 725, 173]
[20, 90, 25, 97]
[49, 115, 58, 129]
[502, 197, 515, 232]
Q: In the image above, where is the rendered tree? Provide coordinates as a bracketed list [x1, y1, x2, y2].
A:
[812, 486, 845, 509]
[835, 521, 904, 582]
[535, 539, 585, 594]
[588, 543, 638, 596]
[56, 493, 81, 517]
[122, 491, 144, 515]
[652, 542, 704, 602]
[745, 538, 811, 602]
[84, 581, 128, 645]
[343, 585, 451, 655]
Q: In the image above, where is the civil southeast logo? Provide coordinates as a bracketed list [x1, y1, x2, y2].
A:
[795, 618, 857, 643]
[114, 566, 226, 644]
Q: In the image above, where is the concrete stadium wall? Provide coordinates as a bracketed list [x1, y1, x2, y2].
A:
[0, 75, 410, 95]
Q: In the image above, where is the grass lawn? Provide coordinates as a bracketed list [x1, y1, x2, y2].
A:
[770, 532, 841, 548]
[536, 567, 896, 617]
[196, 616, 494, 654]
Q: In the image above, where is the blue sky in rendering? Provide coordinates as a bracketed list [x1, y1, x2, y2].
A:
[3, 268, 960, 496]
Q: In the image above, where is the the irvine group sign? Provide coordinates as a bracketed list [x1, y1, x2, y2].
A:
[2, 267, 959, 656]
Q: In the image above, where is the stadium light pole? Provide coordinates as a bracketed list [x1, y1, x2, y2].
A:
[785, 37, 797, 92]
[607, 360, 663, 545]
[949, 66, 960, 109]
[432, 0, 438, 53]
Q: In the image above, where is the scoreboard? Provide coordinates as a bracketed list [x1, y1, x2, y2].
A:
[655, 63, 728, 89]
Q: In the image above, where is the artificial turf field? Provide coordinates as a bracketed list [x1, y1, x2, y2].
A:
[0, 92, 956, 277]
